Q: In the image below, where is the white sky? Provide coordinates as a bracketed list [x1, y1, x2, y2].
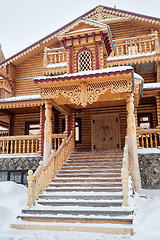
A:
[1, 0, 160, 59]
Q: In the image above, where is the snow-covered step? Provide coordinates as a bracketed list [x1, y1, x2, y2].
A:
[48, 183, 122, 188]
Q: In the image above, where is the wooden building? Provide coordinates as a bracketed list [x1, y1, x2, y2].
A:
[0, 5, 160, 232]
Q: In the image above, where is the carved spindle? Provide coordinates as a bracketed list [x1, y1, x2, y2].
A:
[130, 44, 133, 55]
[58, 138, 60, 148]
[23, 140, 25, 153]
[31, 139, 34, 153]
[146, 134, 149, 148]
[135, 44, 138, 54]
[139, 42, 142, 54]
[6, 140, 9, 154]
[27, 139, 30, 153]
[141, 134, 144, 148]
[54, 139, 56, 150]
[19, 140, 21, 153]
[125, 43, 128, 55]
[144, 41, 147, 53]
[154, 133, 158, 148]
[2, 140, 5, 154]
[150, 134, 153, 148]
[15, 140, 17, 154]
[116, 46, 119, 56]
[121, 45, 124, 56]
[11, 140, 13, 154]
[154, 31, 160, 53]
[149, 40, 152, 52]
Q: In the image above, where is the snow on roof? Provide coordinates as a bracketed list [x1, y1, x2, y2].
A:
[0, 77, 3, 80]
[143, 82, 160, 90]
[108, 52, 156, 61]
[34, 66, 134, 81]
[0, 94, 41, 103]
[0, 126, 8, 131]
[46, 62, 67, 69]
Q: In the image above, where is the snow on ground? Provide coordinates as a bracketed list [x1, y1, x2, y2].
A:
[0, 181, 160, 240]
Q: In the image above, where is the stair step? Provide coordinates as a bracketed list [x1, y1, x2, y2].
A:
[45, 187, 122, 192]
[59, 170, 121, 174]
[56, 173, 121, 178]
[17, 215, 132, 225]
[21, 209, 133, 217]
[52, 178, 122, 182]
[37, 201, 122, 207]
[49, 183, 122, 188]
[38, 195, 123, 200]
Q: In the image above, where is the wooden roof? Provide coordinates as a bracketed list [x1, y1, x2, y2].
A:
[0, 5, 160, 69]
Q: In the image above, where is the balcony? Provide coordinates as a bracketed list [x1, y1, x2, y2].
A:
[43, 47, 67, 76]
[107, 31, 160, 66]
[138, 128, 160, 149]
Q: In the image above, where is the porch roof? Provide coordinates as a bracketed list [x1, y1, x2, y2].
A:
[0, 94, 41, 103]
[143, 82, 160, 91]
[34, 66, 134, 83]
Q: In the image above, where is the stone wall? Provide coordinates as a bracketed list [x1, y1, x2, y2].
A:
[138, 153, 160, 189]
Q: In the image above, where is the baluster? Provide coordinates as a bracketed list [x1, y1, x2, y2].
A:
[125, 43, 128, 55]
[19, 140, 21, 153]
[2, 140, 5, 154]
[23, 140, 25, 153]
[27, 139, 30, 153]
[149, 40, 152, 52]
[154, 133, 158, 148]
[27, 170, 34, 206]
[11, 140, 13, 154]
[146, 134, 149, 148]
[6, 140, 9, 154]
[150, 134, 153, 148]
[135, 44, 138, 54]
[139, 42, 142, 54]
[116, 46, 119, 56]
[36, 139, 38, 152]
[58, 138, 60, 148]
[141, 134, 144, 148]
[54, 139, 57, 150]
[121, 45, 124, 56]
[15, 140, 17, 154]
[58, 53, 61, 63]
[31, 139, 34, 153]
[130, 44, 132, 55]
[144, 41, 147, 53]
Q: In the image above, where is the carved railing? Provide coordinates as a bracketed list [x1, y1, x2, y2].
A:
[121, 136, 129, 206]
[109, 31, 160, 58]
[43, 47, 67, 75]
[27, 131, 74, 206]
[0, 135, 41, 154]
[52, 132, 67, 150]
[0, 130, 9, 137]
[138, 129, 160, 148]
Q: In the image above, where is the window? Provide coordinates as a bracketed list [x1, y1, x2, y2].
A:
[138, 114, 153, 129]
[62, 118, 65, 133]
[0, 170, 28, 185]
[75, 118, 82, 143]
[78, 51, 91, 72]
[25, 121, 40, 135]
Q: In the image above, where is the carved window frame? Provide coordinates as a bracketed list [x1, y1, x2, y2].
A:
[76, 47, 93, 72]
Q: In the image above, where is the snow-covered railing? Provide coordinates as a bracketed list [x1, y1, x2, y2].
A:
[121, 136, 129, 206]
[109, 31, 160, 58]
[0, 135, 41, 154]
[27, 131, 74, 206]
[43, 47, 67, 75]
[138, 128, 160, 148]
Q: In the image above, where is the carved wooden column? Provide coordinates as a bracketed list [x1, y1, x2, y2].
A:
[40, 104, 45, 155]
[126, 93, 141, 193]
[43, 100, 52, 164]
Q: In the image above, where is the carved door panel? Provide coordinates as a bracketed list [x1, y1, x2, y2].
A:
[92, 114, 120, 151]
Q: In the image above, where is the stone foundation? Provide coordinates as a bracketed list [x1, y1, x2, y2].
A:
[138, 153, 160, 189]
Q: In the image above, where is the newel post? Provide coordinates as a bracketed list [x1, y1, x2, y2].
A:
[43, 100, 52, 165]
[126, 93, 141, 193]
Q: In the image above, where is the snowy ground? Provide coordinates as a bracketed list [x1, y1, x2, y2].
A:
[0, 181, 160, 240]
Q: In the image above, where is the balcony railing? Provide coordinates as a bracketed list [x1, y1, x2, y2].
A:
[0, 135, 41, 154]
[109, 31, 160, 59]
[43, 47, 67, 75]
[138, 129, 160, 148]
[52, 132, 67, 150]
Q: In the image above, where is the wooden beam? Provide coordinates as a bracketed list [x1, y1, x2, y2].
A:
[52, 100, 72, 116]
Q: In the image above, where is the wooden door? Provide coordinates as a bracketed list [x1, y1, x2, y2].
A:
[91, 114, 120, 151]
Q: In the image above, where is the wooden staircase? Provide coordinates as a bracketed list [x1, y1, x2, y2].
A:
[12, 151, 134, 235]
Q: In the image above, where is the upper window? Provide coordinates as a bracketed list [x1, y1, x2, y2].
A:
[78, 51, 91, 72]
[138, 114, 153, 130]
[25, 121, 40, 135]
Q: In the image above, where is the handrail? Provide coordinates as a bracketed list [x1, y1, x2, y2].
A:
[27, 131, 74, 206]
[52, 132, 67, 150]
[138, 128, 160, 148]
[0, 134, 41, 154]
[121, 136, 129, 206]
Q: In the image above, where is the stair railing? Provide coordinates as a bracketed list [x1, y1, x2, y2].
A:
[27, 131, 74, 206]
[121, 136, 130, 206]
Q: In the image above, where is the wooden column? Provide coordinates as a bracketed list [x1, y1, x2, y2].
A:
[43, 100, 52, 164]
[72, 110, 76, 149]
[40, 104, 45, 155]
[126, 93, 141, 193]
